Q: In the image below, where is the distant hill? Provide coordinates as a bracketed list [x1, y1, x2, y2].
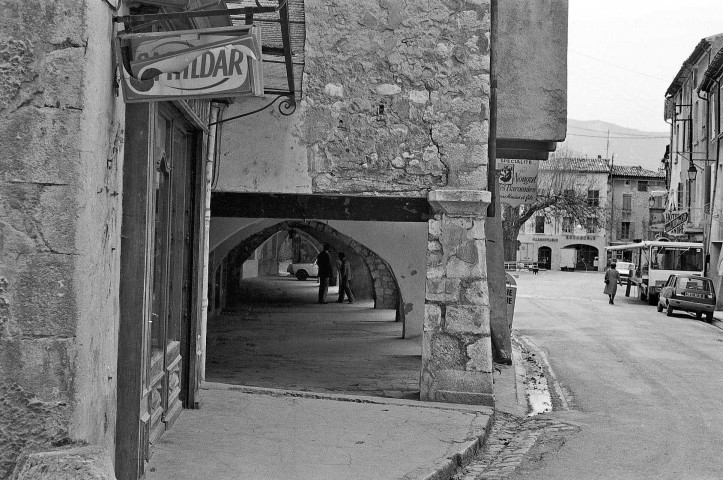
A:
[557, 119, 668, 172]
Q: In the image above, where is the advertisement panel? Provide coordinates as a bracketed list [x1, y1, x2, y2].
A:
[116, 25, 263, 102]
[498, 159, 539, 207]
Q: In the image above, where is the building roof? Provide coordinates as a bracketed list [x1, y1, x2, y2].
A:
[665, 33, 723, 97]
[542, 157, 610, 173]
[611, 165, 665, 179]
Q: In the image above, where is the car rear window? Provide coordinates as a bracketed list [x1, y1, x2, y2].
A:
[679, 278, 711, 291]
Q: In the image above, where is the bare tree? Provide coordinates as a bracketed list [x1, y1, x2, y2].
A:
[502, 157, 611, 261]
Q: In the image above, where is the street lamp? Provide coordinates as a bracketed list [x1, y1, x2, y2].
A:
[687, 162, 697, 181]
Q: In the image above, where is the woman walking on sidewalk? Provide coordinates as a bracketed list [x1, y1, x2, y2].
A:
[604, 262, 622, 304]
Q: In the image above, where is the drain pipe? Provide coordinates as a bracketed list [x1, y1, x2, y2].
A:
[200, 101, 226, 384]
[487, 0, 498, 219]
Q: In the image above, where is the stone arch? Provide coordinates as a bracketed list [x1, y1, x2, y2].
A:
[223, 220, 401, 311]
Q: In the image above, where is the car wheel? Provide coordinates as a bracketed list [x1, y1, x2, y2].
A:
[648, 294, 657, 306]
[705, 311, 714, 322]
[666, 303, 674, 317]
[696, 311, 703, 319]
[657, 301, 663, 313]
[296, 270, 309, 281]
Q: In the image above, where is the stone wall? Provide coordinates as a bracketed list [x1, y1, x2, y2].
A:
[0, 0, 122, 476]
[216, 0, 491, 197]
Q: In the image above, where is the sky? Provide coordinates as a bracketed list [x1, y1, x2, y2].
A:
[568, 0, 723, 133]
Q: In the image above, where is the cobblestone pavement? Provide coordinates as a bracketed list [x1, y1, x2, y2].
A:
[452, 413, 580, 480]
[452, 337, 581, 480]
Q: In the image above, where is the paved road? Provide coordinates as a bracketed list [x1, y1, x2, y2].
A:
[510, 270, 723, 479]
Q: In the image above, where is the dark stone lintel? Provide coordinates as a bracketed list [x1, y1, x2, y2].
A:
[211, 192, 432, 222]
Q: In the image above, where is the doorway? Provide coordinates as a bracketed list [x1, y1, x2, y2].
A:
[117, 102, 202, 480]
[538, 246, 552, 270]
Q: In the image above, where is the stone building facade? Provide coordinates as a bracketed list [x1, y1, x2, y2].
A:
[517, 158, 609, 272]
[608, 166, 666, 246]
[1, 0, 568, 478]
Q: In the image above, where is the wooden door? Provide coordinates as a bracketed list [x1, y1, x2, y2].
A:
[117, 102, 199, 480]
[147, 104, 196, 448]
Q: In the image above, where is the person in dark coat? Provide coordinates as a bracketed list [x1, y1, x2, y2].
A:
[336, 252, 354, 304]
[316, 243, 333, 304]
[604, 262, 622, 304]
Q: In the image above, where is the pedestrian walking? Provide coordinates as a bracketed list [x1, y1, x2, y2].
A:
[337, 252, 354, 304]
[316, 243, 333, 304]
[604, 262, 622, 304]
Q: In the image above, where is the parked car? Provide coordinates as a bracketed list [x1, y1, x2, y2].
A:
[657, 274, 716, 321]
[287, 261, 318, 281]
[615, 261, 635, 278]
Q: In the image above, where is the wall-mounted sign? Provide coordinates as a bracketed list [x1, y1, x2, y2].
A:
[564, 235, 597, 241]
[115, 25, 263, 103]
[532, 237, 557, 242]
[498, 159, 539, 208]
[664, 211, 688, 233]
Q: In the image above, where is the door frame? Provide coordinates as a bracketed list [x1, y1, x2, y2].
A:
[116, 101, 207, 480]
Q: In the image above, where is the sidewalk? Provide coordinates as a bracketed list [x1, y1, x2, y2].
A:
[712, 311, 723, 330]
[145, 383, 494, 480]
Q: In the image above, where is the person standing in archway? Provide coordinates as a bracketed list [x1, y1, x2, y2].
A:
[316, 243, 333, 304]
[604, 262, 622, 304]
[337, 252, 354, 304]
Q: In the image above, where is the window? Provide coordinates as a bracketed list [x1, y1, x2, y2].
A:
[535, 216, 545, 234]
[622, 193, 632, 213]
[638, 181, 648, 192]
[586, 217, 598, 234]
[712, 92, 717, 138]
[563, 217, 574, 233]
[677, 182, 684, 209]
[621, 222, 631, 239]
[587, 190, 600, 207]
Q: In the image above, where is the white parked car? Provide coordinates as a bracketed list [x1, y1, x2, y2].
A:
[287, 261, 318, 281]
[615, 261, 635, 278]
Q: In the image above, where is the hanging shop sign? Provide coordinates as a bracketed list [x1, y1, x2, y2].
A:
[115, 25, 263, 103]
[498, 159, 539, 208]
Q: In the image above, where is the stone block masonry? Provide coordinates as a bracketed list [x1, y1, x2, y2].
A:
[422, 190, 494, 406]
[303, 0, 491, 197]
[1, 0, 123, 476]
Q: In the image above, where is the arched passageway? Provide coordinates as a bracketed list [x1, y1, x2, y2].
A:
[219, 220, 402, 315]
[205, 220, 420, 399]
[565, 244, 599, 271]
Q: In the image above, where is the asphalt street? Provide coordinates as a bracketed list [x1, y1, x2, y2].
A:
[510, 270, 723, 479]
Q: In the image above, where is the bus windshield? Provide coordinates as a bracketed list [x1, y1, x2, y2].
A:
[651, 246, 703, 272]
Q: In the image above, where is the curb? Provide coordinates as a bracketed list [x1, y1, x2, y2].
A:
[413, 411, 495, 480]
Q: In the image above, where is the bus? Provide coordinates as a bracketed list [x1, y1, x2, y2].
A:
[605, 241, 704, 305]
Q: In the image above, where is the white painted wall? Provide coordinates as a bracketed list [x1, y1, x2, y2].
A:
[327, 221, 427, 338]
[214, 98, 313, 193]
